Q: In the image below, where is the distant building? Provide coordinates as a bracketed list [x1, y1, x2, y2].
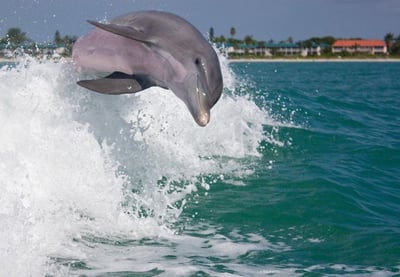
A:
[332, 40, 387, 55]
[221, 42, 235, 55]
[301, 42, 330, 57]
[264, 43, 301, 56]
[0, 43, 66, 59]
[217, 41, 328, 57]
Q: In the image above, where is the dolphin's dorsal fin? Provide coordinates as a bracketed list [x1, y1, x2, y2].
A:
[87, 20, 152, 45]
[77, 72, 159, 95]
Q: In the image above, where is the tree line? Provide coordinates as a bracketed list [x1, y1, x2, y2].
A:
[2, 26, 400, 57]
[384, 33, 400, 55]
[209, 26, 400, 56]
[0, 27, 77, 56]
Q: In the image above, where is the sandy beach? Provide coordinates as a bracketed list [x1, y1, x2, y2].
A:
[0, 57, 15, 63]
[2, 56, 400, 63]
[228, 58, 400, 63]
[0, 57, 70, 63]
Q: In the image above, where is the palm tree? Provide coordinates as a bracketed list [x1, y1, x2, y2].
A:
[209, 27, 215, 42]
[54, 30, 62, 45]
[6, 28, 29, 45]
[391, 34, 400, 55]
[230, 27, 236, 38]
[384, 32, 394, 54]
[213, 35, 226, 43]
[244, 35, 255, 45]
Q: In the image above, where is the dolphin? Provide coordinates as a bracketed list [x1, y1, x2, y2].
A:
[72, 11, 223, 126]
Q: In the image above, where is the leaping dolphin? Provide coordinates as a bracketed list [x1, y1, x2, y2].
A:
[72, 11, 223, 126]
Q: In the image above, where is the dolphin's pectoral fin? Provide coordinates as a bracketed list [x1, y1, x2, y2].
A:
[77, 72, 158, 95]
[87, 20, 151, 44]
[77, 78, 143, 95]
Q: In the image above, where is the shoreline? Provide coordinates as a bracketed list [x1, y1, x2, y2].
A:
[2, 57, 400, 63]
[228, 58, 400, 63]
[0, 57, 70, 63]
[0, 58, 15, 63]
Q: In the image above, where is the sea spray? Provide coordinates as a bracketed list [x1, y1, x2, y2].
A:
[0, 56, 284, 275]
[0, 58, 132, 276]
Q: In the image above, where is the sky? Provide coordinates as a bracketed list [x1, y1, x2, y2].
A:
[0, 0, 400, 43]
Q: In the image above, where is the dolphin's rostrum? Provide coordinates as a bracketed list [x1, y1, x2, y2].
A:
[72, 11, 223, 126]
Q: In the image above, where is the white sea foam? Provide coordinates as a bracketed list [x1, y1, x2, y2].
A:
[0, 58, 132, 276]
[0, 56, 286, 276]
[1, 56, 395, 277]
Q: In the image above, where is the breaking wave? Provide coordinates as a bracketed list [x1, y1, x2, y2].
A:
[0, 55, 286, 276]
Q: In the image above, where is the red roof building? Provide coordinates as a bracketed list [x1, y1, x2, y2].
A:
[332, 40, 387, 55]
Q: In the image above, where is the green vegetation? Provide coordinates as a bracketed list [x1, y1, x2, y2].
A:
[1, 26, 400, 60]
[210, 27, 400, 59]
[53, 30, 78, 56]
[1, 28, 30, 45]
[385, 32, 400, 56]
[0, 28, 76, 58]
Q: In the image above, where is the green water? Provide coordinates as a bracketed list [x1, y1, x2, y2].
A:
[183, 62, 400, 274]
[1, 60, 399, 276]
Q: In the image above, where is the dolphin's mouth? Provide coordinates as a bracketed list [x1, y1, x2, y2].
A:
[195, 111, 210, 126]
[195, 92, 210, 126]
[195, 75, 210, 127]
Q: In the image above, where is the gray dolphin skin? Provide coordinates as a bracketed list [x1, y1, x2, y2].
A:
[72, 11, 223, 126]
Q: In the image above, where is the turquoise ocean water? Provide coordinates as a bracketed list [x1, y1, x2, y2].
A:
[0, 58, 399, 276]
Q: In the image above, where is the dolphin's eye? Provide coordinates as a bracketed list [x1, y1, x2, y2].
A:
[195, 58, 206, 74]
